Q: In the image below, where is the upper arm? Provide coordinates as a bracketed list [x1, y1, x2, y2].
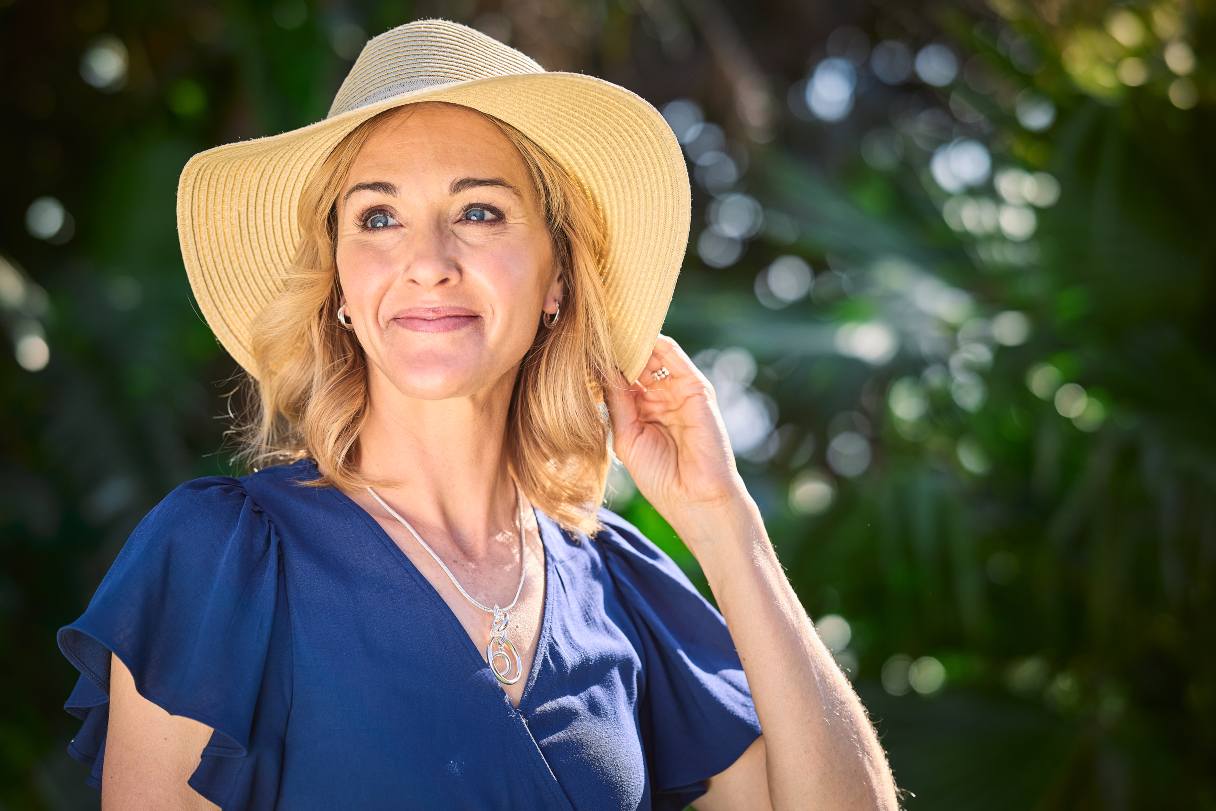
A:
[102, 651, 220, 810]
[693, 732, 772, 811]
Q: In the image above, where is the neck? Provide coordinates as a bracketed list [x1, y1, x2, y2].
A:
[351, 370, 525, 561]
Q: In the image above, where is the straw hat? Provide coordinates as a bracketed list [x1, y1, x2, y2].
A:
[175, 16, 689, 386]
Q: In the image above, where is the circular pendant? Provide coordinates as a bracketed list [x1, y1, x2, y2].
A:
[483, 632, 522, 685]
[487, 605, 523, 685]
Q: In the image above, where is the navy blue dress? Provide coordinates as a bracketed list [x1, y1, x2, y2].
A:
[56, 457, 761, 809]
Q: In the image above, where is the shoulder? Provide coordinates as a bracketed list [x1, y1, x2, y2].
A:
[591, 505, 658, 553]
[57, 473, 289, 803]
[112, 474, 279, 579]
[59, 472, 286, 688]
[140, 473, 269, 530]
[150, 474, 257, 519]
[592, 505, 685, 572]
[162, 460, 330, 524]
[590, 504, 711, 607]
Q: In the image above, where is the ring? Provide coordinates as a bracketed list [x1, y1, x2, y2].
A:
[650, 366, 671, 381]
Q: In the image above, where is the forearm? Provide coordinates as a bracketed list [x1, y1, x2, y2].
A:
[674, 497, 900, 811]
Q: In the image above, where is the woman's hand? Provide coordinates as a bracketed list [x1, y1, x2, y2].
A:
[604, 337, 902, 810]
[601, 334, 751, 548]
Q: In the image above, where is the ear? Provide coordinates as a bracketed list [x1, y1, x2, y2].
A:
[545, 269, 565, 308]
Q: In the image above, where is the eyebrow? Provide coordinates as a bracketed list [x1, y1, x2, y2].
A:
[341, 176, 523, 205]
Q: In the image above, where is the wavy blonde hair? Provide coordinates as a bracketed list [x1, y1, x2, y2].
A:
[222, 101, 619, 537]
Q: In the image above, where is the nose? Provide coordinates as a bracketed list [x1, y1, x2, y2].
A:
[399, 215, 461, 288]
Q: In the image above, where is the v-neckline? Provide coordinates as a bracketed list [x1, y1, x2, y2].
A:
[315, 461, 555, 717]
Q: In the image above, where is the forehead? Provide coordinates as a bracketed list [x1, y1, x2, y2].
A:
[350, 102, 528, 185]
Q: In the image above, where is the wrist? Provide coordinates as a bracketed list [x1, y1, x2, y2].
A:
[669, 492, 768, 562]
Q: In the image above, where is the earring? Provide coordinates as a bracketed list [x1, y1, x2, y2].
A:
[337, 303, 353, 329]
[542, 300, 561, 329]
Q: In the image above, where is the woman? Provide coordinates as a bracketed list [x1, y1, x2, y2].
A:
[56, 18, 899, 811]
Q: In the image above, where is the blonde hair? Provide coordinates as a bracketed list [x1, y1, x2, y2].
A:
[222, 101, 619, 537]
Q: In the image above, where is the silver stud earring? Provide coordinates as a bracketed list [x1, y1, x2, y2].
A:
[542, 300, 561, 329]
[337, 303, 353, 329]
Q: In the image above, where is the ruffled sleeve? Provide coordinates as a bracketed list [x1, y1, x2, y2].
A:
[56, 475, 286, 807]
[594, 506, 762, 811]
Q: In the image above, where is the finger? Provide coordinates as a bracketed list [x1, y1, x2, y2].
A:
[651, 333, 693, 370]
[631, 347, 666, 391]
[641, 361, 674, 388]
[602, 366, 641, 435]
[650, 333, 710, 387]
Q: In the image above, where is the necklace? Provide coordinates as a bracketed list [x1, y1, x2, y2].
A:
[365, 482, 528, 686]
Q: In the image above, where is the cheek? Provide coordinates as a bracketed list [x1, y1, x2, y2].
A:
[489, 258, 546, 317]
[335, 242, 397, 303]
[337, 239, 396, 272]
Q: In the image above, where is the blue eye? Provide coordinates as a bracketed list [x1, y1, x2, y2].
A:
[354, 204, 504, 232]
[359, 210, 397, 230]
[462, 204, 503, 223]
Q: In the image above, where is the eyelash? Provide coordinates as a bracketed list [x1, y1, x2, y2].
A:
[353, 203, 504, 232]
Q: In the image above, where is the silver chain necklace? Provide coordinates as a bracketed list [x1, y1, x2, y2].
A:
[365, 483, 528, 686]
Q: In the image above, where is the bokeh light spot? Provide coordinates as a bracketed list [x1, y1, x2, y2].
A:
[909, 656, 947, 694]
[915, 43, 958, 86]
[790, 469, 835, 515]
[80, 34, 128, 92]
[709, 193, 764, 240]
[1168, 77, 1198, 109]
[16, 330, 50, 372]
[1164, 41, 1196, 75]
[888, 377, 928, 421]
[957, 435, 991, 474]
[1027, 362, 1062, 399]
[871, 40, 913, 84]
[827, 431, 871, 477]
[815, 614, 853, 653]
[1105, 9, 1146, 48]
[930, 139, 991, 193]
[1054, 382, 1088, 418]
[1073, 397, 1107, 432]
[759, 255, 813, 305]
[697, 228, 744, 268]
[806, 58, 857, 122]
[1015, 90, 1056, 131]
[998, 204, 1037, 241]
[1116, 57, 1148, 86]
[882, 655, 912, 696]
[835, 321, 898, 365]
[992, 311, 1031, 345]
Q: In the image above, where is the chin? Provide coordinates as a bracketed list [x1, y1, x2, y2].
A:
[386, 358, 484, 397]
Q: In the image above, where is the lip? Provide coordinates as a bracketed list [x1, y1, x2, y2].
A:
[397, 315, 478, 333]
[390, 306, 480, 333]
[392, 306, 479, 320]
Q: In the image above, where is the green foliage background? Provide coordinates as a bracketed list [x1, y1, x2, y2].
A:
[3, 0, 1212, 808]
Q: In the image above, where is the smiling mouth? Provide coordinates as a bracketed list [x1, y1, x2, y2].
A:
[394, 315, 479, 333]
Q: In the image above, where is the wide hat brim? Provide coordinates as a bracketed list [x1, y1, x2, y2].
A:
[175, 20, 690, 387]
